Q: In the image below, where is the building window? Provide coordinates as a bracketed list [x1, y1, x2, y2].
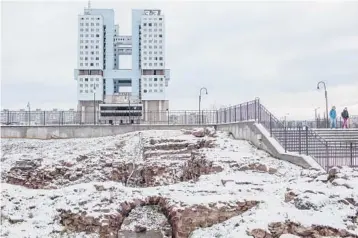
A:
[96, 34, 100, 37]
[143, 23, 147, 26]
[144, 89, 147, 93]
[80, 90, 83, 93]
[80, 63, 83, 66]
[160, 63, 163, 66]
[154, 78, 157, 81]
[96, 23, 100, 26]
[85, 78, 88, 82]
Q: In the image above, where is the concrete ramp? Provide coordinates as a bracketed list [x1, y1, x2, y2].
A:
[216, 121, 324, 171]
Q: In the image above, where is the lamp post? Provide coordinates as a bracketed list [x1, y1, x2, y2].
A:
[93, 87, 96, 125]
[128, 97, 131, 124]
[314, 107, 320, 128]
[199, 87, 208, 124]
[317, 81, 329, 128]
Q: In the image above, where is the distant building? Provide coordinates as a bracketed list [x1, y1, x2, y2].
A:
[74, 4, 171, 123]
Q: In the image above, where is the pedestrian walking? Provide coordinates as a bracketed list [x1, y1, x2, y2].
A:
[341, 107, 349, 128]
[329, 106, 337, 129]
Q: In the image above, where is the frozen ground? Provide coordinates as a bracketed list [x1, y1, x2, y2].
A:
[1, 129, 358, 238]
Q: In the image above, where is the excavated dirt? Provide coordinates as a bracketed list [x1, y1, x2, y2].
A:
[5, 136, 221, 189]
[58, 196, 259, 238]
[248, 221, 358, 238]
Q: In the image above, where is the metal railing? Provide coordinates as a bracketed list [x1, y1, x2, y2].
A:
[288, 116, 358, 129]
[257, 103, 358, 169]
[1, 99, 357, 169]
[0, 110, 220, 126]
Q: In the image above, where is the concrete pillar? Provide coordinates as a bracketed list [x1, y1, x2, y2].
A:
[81, 106, 85, 124]
[159, 100, 162, 122]
[145, 101, 148, 122]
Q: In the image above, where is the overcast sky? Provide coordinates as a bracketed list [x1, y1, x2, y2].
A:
[1, 0, 358, 119]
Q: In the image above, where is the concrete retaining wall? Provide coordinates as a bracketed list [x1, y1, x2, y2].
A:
[0, 124, 213, 140]
[217, 121, 323, 170]
[1, 122, 324, 170]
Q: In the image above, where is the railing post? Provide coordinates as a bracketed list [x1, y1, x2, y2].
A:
[350, 142, 353, 166]
[229, 107, 231, 122]
[234, 106, 237, 122]
[240, 104, 242, 121]
[216, 110, 218, 124]
[257, 98, 261, 123]
[43, 111, 46, 125]
[284, 126, 287, 153]
[326, 141, 329, 170]
[305, 126, 309, 155]
[167, 110, 170, 125]
[298, 126, 301, 154]
[254, 100, 257, 121]
[224, 109, 227, 123]
[7, 111, 10, 125]
[269, 114, 273, 137]
[185, 111, 187, 125]
[246, 102, 249, 120]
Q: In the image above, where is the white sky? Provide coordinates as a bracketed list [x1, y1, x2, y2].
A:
[1, 0, 358, 120]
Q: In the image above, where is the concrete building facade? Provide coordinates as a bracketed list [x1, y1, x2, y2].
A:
[74, 5, 170, 123]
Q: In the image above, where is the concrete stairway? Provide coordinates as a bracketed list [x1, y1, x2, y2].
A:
[270, 128, 358, 168]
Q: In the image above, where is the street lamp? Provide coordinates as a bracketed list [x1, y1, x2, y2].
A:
[199, 87, 208, 124]
[317, 81, 329, 128]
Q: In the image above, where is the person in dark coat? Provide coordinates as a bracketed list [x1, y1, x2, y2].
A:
[341, 107, 349, 128]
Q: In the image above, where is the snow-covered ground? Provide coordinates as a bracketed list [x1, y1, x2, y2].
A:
[1, 129, 357, 238]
